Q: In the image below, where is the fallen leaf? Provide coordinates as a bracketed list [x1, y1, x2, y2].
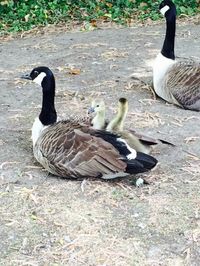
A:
[68, 68, 81, 75]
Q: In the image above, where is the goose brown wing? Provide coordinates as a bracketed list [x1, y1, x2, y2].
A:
[166, 62, 200, 110]
[67, 114, 92, 126]
[36, 120, 126, 178]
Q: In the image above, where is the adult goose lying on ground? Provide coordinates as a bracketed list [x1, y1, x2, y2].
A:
[106, 98, 174, 154]
[153, 0, 200, 111]
[21, 66, 157, 179]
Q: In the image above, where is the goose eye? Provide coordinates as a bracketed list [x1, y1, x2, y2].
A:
[34, 70, 39, 76]
[96, 104, 99, 107]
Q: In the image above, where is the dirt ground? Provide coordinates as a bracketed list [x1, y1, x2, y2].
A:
[0, 20, 200, 266]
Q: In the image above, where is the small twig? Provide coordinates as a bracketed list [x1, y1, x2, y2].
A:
[182, 149, 200, 160]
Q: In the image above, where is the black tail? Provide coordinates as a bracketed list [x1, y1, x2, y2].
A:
[93, 130, 157, 174]
[140, 138, 175, 146]
[158, 139, 175, 146]
[124, 152, 157, 174]
[136, 152, 157, 170]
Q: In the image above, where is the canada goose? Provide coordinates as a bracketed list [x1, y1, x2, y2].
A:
[106, 98, 174, 154]
[106, 98, 128, 132]
[87, 99, 107, 130]
[153, 0, 200, 111]
[21, 66, 157, 179]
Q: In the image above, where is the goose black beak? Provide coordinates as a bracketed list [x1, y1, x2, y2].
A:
[87, 107, 95, 114]
[20, 73, 32, 80]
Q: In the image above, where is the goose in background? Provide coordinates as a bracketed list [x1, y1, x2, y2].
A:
[21, 66, 157, 180]
[153, 0, 200, 111]
[106, 98, 175, 154]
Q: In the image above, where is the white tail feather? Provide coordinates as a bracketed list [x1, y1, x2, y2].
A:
[117, 138, 137, 160]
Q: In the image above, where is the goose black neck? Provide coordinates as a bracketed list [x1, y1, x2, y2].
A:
[161, 14, 176, 60]
[39, 75, 57, 126]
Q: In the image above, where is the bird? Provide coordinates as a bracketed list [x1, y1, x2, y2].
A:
[87, 98, 107, 130]
[106, 97, 128, 132]
[21, 66, 158, 180]
[153, 0, 200, 111]
[106, 98, 175, 154]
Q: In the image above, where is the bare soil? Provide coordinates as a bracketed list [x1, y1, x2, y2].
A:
[0, 21, 200, 266]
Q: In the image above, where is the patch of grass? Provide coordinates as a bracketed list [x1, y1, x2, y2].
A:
[0, 0, 199, 34]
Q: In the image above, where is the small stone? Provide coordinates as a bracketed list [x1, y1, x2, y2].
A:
[64, 235, 71, 242]
[136, 178, 144, 187]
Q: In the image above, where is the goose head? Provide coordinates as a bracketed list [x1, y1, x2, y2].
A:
[21, 66, 55, 89]
[159, 0, 176, 18]
[118, 97, 128, 114]
[87, 99, 106, 129]
[88, 99, 105, 115]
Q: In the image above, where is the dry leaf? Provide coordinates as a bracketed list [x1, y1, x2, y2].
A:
[67, 68, 81, 75]
[90, 19, 97, 27]
[184, 136, 199, 143]
[57, 66, 81, 75]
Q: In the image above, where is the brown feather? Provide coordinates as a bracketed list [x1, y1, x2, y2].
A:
[165, 61, 200, 110]
[34, 120, 127, 178]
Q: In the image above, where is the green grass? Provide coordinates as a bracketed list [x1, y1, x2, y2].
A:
[0, 0, 199, 34]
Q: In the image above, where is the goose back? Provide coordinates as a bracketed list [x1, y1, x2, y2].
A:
[165, 61, 200, 110]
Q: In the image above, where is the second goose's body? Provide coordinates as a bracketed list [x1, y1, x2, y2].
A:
[153, 0, 200, 111]
[106, 98, 174, 154]
[22, 67, 157, 179]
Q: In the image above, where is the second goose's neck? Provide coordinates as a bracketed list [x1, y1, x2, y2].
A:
[161, 14, 176, 60]
[39, 77, 57, 126]
[107, 106, 127, 131]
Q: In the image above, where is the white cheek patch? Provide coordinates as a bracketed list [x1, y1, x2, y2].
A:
[160, 5, 170, 15]
[33, 72, 46, 86]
